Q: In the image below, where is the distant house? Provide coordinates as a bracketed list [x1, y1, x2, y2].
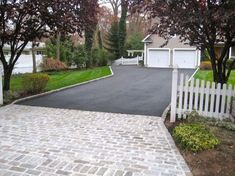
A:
[1, 42, 45, 74]
[142, 34, 235, 69]
[214, 43, 235, 59]
[142, 34, 201, 69]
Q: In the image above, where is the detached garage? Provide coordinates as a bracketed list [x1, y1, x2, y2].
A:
[143, 34, 201, 69]
[173, 48, 200, 68]
[147, 48, 170, 68]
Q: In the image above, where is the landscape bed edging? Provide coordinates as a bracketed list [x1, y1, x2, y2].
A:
[11, 66, 114, 105]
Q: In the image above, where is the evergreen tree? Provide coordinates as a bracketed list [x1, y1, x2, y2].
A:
[119, 0, 128, 57]
[98, 30, 103, 49]
[85, 27, 95, 68]
[105, 21, 120, 60]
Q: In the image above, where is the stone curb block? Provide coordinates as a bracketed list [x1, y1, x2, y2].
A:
[11, 66, 114, 105]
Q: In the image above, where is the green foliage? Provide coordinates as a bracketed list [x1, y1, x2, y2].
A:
[40, 58, 68, 72]
[105, 21, 120, 60]
[226, 59, 235, 70]
[187, 111, 235, 131]
[173, 123, 220, 152]
[45, 37, 73, 64]
[125, 32, 144, 51]
[96, 49, 109, 66]
[22, 73, 49, 93]
[11, 67, 111, 92]
[97, 30, 103, 49]
[72, 45, 86, 68]
[194, 70, 235, 85]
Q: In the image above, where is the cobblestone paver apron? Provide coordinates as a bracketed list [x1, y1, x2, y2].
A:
[0, 105, 191, 176]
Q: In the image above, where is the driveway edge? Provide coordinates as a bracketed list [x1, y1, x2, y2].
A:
[11, 66, 114, 105]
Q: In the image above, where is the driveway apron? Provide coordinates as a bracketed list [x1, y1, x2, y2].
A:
[0, 105, 191, 176]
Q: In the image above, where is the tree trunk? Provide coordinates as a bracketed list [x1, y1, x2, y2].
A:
[56, 31, 61, 60]
[32, 41, 37, 73]
[3, 66, 13, 91]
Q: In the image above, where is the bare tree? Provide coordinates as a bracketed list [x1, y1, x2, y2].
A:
[100, 0, 121, 18]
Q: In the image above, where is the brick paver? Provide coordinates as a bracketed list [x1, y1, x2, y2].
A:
[0, 105, 191, 176]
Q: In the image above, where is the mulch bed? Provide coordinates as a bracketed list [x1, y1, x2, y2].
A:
[165, 116, 235, 176]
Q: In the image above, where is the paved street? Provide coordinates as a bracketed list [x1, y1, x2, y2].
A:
[18, 66, 195, 116]
[0, 105, 191, 176]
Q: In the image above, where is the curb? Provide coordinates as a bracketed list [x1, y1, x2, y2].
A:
[11, 66, 114, 105]
[161, 104, 171, 120]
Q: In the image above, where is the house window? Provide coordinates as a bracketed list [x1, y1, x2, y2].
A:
[3, 51, 9, 56]
[22, 51, 30, 55]
[36, 51, 44, 55]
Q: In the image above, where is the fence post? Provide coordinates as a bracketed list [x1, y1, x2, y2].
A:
[121, 56, 124, 65]
[0, 65, 3, 105]
[170, 67, 178, 122]
[137, 55, 139, 65]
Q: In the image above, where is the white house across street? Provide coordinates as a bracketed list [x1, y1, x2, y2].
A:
[0, 42, 45, 74]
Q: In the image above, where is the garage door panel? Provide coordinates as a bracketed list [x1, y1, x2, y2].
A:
[174, 50, 196, 68]
[148, 49, 170, 67]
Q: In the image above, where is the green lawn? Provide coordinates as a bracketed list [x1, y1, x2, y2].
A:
[10, 66, 111, 92]
[194, 70, 235, 85]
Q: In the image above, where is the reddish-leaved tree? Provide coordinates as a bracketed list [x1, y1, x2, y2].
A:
[131, 0, 235, 84]
[0, 0, 98, 91]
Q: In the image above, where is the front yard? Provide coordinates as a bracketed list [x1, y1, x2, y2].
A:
[4, 66, 111, 104]
[194, 70, 235, 85]
[10, 66, 111, 92]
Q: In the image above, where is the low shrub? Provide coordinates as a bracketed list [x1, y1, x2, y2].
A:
[187, 111, 235, 131]
[40, 58, 68, 72]
[173, 123, 220, 152]
[226, 59, 235, 70]
[91, 48, 109, 66]
[22, 73, 49, 94]
[200, 61, 212, 70]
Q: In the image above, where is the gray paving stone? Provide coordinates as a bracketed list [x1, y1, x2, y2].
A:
[0, 105, 191, 176]
[26, 169, 41, 175]
[56, 170, 71, 175]
[9, 166, 26, 172]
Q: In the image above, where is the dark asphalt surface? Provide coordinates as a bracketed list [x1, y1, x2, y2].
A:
[18, 66, 195, 116]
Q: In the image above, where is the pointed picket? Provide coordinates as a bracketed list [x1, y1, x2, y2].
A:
[199, 80, 205, 115]
[204, 81, 210, 117]
[209, 82, 216, 118]
[194, 79, 200, 110]
[183, 75, 189, 118]
[188, 78, 194, 112]
[215, 83, 221, 119]
[219, 84, 227, 118]
[178, 74, 184, 119]
[225, 84, 233, 117]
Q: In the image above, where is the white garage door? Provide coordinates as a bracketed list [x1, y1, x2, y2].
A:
[148, 48, 170, 68]
[173, 49, 197, 68]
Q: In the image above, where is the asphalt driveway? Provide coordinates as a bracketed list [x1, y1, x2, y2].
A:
[18, 66, 195, 116]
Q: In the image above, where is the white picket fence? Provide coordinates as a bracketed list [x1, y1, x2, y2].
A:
[170, 68, 234, 122]
[114, 56, 143, 66]
[0, 65, 3, 105]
